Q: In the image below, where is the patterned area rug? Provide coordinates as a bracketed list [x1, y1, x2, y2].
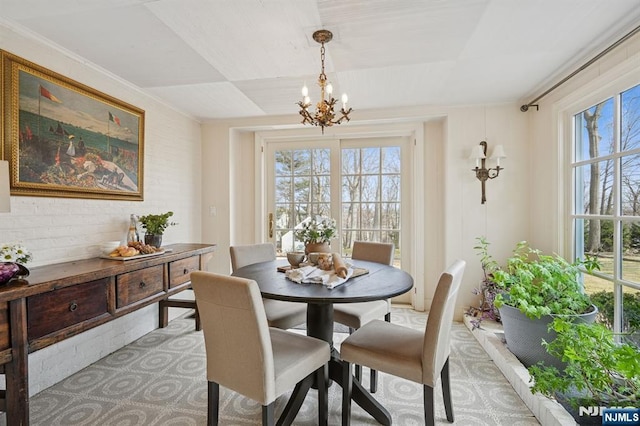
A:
[26, 307, 540, 425]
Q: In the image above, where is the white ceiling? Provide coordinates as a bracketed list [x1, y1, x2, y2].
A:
[2, 0, 640, 121]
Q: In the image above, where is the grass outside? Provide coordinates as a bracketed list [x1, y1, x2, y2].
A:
[583, 255, 640, 295]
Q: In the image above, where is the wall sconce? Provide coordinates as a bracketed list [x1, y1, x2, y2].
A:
[470, 141, 506, 204]
[0, 160, 10, 212]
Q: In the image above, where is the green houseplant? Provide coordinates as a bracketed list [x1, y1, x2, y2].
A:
[467, 237, 503, 328]
[528, 318, 640, 424]
[295, 216, 336, 254]
[139, 211, 176, 248]
[476, 239, 600, 369]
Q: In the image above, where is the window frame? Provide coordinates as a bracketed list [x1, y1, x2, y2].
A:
[564, 70, 640, 338]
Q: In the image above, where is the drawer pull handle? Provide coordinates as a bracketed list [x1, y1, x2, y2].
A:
[139, 281, 146, 288]
[69, 302, 78, 312]
[183, 268, 189, 275]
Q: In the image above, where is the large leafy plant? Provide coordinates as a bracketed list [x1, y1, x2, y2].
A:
[529, 318, 640, 408]
[482, 240, 599, 319]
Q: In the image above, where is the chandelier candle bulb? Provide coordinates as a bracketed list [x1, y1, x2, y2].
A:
[302, 85, 308, 97]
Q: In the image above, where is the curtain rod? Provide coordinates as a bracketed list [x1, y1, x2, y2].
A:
[520, 23, 640, 112]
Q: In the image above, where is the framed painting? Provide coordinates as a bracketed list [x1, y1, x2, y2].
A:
[1, 51, 145, 200]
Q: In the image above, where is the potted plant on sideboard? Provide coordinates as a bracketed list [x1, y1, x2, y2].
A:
[478, 239, 600, 369]
[138, 211, 176, 248]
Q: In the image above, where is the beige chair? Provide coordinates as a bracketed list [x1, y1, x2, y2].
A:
[340, 259, 466, 426]
[191, 271, 330, 426]
[230, 243, 308, 330]
[333, 241, 394, 392]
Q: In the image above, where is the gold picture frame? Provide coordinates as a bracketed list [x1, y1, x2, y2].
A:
[1, 51, 145, 201]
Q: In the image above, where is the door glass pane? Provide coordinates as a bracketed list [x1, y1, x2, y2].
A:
[274, 148, 330, 255]
[382, 147, 401, 173]
[361, 148, 380, 174]
[341, 146, 401, 264]
[342, 148, 359, 174]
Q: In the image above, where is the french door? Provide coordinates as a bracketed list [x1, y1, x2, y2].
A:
[265, 136, 410, 270]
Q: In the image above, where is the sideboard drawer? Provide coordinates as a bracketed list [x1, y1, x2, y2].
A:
[116, 265, 164, 307]
[169, 256, 199, 288]
[27, 279, 109, 340]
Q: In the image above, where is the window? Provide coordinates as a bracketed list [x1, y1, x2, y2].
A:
[572, 83, 640, 345]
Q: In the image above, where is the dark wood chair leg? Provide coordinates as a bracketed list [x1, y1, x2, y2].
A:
[195, 307, 201, 331]
[263, 402, 275, 426]
[349, 327, 364, 383]
[317, 364, 328, 426]
[369, 368, 377, 393]
[368, 311, 391, 393]
[342, 361, 352, 426]
[441, 357, 454, 422]
[276, 374, 313, 426]
[208, 381, 219, 426]
[423, 384, 435, 426]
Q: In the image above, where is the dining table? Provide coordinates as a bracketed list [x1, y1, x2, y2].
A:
[232, 258, 414, 425]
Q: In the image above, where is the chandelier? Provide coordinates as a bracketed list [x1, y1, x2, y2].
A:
[297, 30, 352, 133]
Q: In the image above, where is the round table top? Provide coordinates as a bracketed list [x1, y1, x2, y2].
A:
[232, 259, 414, 304]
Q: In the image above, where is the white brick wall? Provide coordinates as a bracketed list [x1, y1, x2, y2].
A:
[0, 20, 205, 395]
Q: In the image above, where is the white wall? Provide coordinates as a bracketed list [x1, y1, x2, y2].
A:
[201, 104, 529, 320]
[0, 22, 204, 395]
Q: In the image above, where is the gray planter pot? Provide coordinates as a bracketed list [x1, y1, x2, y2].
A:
[498, 303, 598, 370]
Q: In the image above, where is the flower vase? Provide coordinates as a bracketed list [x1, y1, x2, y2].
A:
[0, 262, 29, 285]
[305, 242, 331, 255]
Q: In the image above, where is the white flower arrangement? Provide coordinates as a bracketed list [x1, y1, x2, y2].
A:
[295, 216, 337, 244]
[0, 243, 33, 264]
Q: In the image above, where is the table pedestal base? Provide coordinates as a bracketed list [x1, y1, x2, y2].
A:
[279, 303, 391, 425]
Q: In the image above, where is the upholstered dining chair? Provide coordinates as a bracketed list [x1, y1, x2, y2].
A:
[333, 241, 394, 392]
[340, 259, 466, 426]
[191, 271, 330, 426]
[230, 243, 307, 330]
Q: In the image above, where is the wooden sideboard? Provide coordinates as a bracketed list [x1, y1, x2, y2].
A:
[0, 243, 216, 425]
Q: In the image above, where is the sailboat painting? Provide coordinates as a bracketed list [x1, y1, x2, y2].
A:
[2, 51, 145, 201]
